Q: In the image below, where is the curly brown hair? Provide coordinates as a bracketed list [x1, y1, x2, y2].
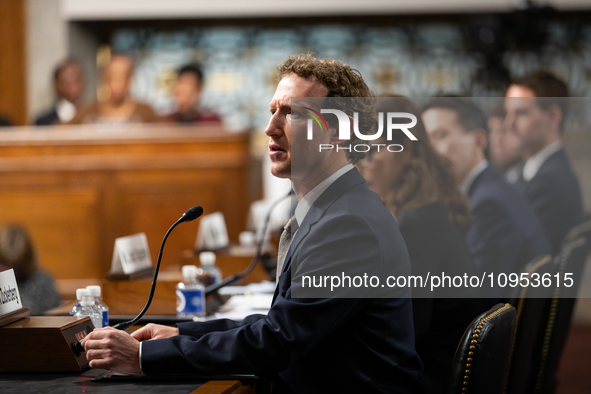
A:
[276, 54, 376, 164]
[374, 96, 472, 231]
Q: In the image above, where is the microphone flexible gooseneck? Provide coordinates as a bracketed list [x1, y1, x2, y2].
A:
[113, 205, 204, 331]
[205, 190, 293, 296]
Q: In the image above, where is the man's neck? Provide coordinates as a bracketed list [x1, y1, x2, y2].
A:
[524, 133, 561, 160]
[291, 157, 350, 200]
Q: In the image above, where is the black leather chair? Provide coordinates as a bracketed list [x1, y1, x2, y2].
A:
[530, 220, 591, 394]
[504, 255, 554, 394]
[448, 303, 516, 394]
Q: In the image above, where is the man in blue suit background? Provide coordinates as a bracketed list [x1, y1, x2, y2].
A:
[505, 71, 585, 255]
[422, 98, 550, 286]
[83, 55, 423, 393]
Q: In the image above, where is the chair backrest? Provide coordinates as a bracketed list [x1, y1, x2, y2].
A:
[504, 255, 554, 394]
[531, 220, 591, 394]
[448, 303, 516, 394]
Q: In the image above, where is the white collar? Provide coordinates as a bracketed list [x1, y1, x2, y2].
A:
[522, 141, 562, 182]
[294, 164, 353, 226]
[459, 160, 488, 196]
[56, 99, 76, 123]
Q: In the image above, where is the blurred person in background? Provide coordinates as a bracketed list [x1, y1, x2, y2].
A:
[0, 224, 61, 315]
[70, 54, 160, 124]
[505, 71, 584, 255]
[358, 96, 482, 394]
[34, 59, 85, 126]
[488, 102, 522, 184]
[165, 64, 221, 124]
[0, 115, 13, 127]
[422, 98, 550, 289]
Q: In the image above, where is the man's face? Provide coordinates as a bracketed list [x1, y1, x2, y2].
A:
[488, 115, 522, 170]
[56, 64, 84, 104]
[173, 73, 201, 113]
[264, 74, 328, 180]
[422, 107, 483, 184]
[504, 85, 551, 158]
[104, 57, 133, 105]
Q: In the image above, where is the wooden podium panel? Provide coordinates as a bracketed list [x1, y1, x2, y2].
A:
[0, 125, 258, 282]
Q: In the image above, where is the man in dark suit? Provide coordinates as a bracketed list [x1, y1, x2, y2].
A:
[83, 55, 423, 393]
[422, 98, 550, 282]
[34, 59, 85, 126]
[505, 71, 585, 255]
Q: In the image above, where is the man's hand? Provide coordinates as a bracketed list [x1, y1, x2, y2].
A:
[131, 323, 179, 342]
[82, 327, 141, 373]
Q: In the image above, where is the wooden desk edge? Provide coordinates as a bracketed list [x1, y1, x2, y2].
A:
[192, 379, 255, 394]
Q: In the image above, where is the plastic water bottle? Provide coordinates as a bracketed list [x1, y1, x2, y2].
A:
[75, 289, 102, 328]
[87, 285, 109, 327]
[69, 288, 85, 316]
[200, 251, 222, 284]
[176, 265, 205, 318]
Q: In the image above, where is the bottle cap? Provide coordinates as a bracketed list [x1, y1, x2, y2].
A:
[239, 231, 255, 247]
[182, 265, 198, 279]
[79, 289, 93, 306]
[87, 285, 101, 297]
[199, 251, 216, 266]
[76, 288, 86, 301]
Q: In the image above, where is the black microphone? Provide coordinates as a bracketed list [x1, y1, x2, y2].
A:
[205, 190, 293, 296]
[113, 205, 204, 331]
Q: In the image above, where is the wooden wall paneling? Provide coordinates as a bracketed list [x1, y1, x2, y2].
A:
[0, 186, 102, 279]
[0, 0, 26, 125]
[0, 126, 255, 282]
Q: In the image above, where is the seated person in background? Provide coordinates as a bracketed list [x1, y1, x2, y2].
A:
[358, 96, 483, 394]
[0, 115, 13, 127]
[70, 54, 160, 124]
[34, 58, 85, 125]
[422, 98, 550, 290]
[0, 224, 61, 315]
[488, 102, 522, 184]
[505, 71, 584, 255]
[165, 64, 222, 124]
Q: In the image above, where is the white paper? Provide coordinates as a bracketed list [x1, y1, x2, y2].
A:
[0, 269, 23, 316]
[110, 233, 153, 275]
[195, 211, 229, 250]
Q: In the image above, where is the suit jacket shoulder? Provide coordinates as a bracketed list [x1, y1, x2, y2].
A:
[34, 109, 59, 126]
[466, 166, 550, 275]
[522, 149, 584, 254]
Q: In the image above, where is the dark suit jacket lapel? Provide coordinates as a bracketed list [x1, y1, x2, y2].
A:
[467, 165, 492, 198]
[289, 168, 365, 256]
[271, 168, 365, 304]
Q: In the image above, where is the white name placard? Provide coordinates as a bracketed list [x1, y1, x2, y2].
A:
[110, 233, 153, 275]
[195, 211, 229, 251]
[0, 269, 23, 316]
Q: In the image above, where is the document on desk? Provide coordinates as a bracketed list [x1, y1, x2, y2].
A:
[218, 281, 276, 296]
[206, 293, 274, 321]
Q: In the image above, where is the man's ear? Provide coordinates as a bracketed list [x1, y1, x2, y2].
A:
[329, 116, 354, 145]
[474, 129, 488, 151]
[545, 104, 563, 131]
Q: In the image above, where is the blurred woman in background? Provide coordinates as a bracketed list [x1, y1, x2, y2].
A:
[0, 224, 61, 315]
[357, 96, 484, 394]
